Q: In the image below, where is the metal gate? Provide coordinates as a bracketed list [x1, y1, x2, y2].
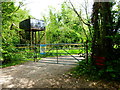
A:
[38, 43, 86, 64]
[14, 43, 86, 65]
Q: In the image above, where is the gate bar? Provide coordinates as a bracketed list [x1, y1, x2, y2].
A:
[63, 49, 80, 61]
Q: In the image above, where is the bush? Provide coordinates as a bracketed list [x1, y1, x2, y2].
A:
[71, 57, 120, 81]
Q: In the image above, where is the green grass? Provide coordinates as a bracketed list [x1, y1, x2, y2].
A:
[49, 49, 80, 53]
[48, 49, 84, 55]
[1, 57, 42, 68]
[1, 48, 85, 68]
[39, 49, 85, 58]
[1, 60, 28, 68]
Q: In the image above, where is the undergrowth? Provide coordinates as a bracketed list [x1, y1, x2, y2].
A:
[71, 58, 120, 82]
[1, 60, 29, 68]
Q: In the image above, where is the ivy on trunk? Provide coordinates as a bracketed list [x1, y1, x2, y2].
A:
[91, 2, 114, 66]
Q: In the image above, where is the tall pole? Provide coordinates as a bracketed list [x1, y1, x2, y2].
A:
[38, 31, 40, 54]
[29, 16, 32, 49]
[56, 46, 58, 64]
[86, 40, 88, 64]
[32, 31, 34, 45]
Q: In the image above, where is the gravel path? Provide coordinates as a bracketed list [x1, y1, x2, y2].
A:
[1, 62, 76, 88]
[0, 55, 82, 88]
[0, 55, 118, 89]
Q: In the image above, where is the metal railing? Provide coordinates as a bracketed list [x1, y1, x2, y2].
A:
[13, 43, 89, 63]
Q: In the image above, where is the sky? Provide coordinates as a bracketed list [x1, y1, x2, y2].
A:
[16, 0, 120, 19]
[17, 0, 93, 19]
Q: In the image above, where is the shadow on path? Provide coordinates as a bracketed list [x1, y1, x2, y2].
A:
[39, 54, 84, 65]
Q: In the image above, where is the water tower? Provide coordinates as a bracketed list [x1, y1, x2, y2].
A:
[19, 17, 46, 46]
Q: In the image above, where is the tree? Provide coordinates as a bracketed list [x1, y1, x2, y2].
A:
[90, 1, 120, 79]
[45, 3, 83, 44]
[91, 2, 119, 65]
[1, 2, 30, 64]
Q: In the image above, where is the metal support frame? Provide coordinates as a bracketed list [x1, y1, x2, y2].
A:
[39, 43, 84, 63]
[56, 46, 58, 64]
[63, 48, 80, 61]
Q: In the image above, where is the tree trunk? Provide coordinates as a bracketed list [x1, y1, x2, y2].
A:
[91, 2, 113, 66]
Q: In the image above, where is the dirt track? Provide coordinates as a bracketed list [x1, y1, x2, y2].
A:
[1, 55, 84, 88]
[0, 55, 119, 89]
[1, 62, 76, 88]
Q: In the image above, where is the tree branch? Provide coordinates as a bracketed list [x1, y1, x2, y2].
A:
[6, 2, 25, 17]
[68, 0, 91, 27]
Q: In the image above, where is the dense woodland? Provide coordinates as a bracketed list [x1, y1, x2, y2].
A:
[1, 1, 120, 81]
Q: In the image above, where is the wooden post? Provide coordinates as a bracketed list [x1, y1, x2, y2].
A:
[35, 31, 37, 45]
[86, 40, 88, 64]
[45, 30, 46, 52]
[32, 31, 34, 43]
[28, 16, 32, 50]
[56, 46, 58, 64]
[38, 31, 40, 54]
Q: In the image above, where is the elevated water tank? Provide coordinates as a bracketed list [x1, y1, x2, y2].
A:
[19, 18, 45, 31]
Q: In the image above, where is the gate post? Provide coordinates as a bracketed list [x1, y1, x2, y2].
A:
[86, 40, 88, 64]
[56, 45, 58, 64]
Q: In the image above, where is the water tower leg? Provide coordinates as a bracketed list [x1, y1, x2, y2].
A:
[30, 30, 33, 49]
[35, 31, 37, 45]
[38, 31, 40, 54]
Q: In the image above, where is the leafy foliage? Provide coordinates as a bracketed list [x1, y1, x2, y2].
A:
[1, 1, 120, 82]
[1, 2, 30, 65]
[45, 3, 86, 44]
[72, 58, 120, 81]
[71, 1, 120, 81]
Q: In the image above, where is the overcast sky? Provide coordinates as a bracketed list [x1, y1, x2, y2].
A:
[16, 0, 119, 19]
[17, 0, 93, 19]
